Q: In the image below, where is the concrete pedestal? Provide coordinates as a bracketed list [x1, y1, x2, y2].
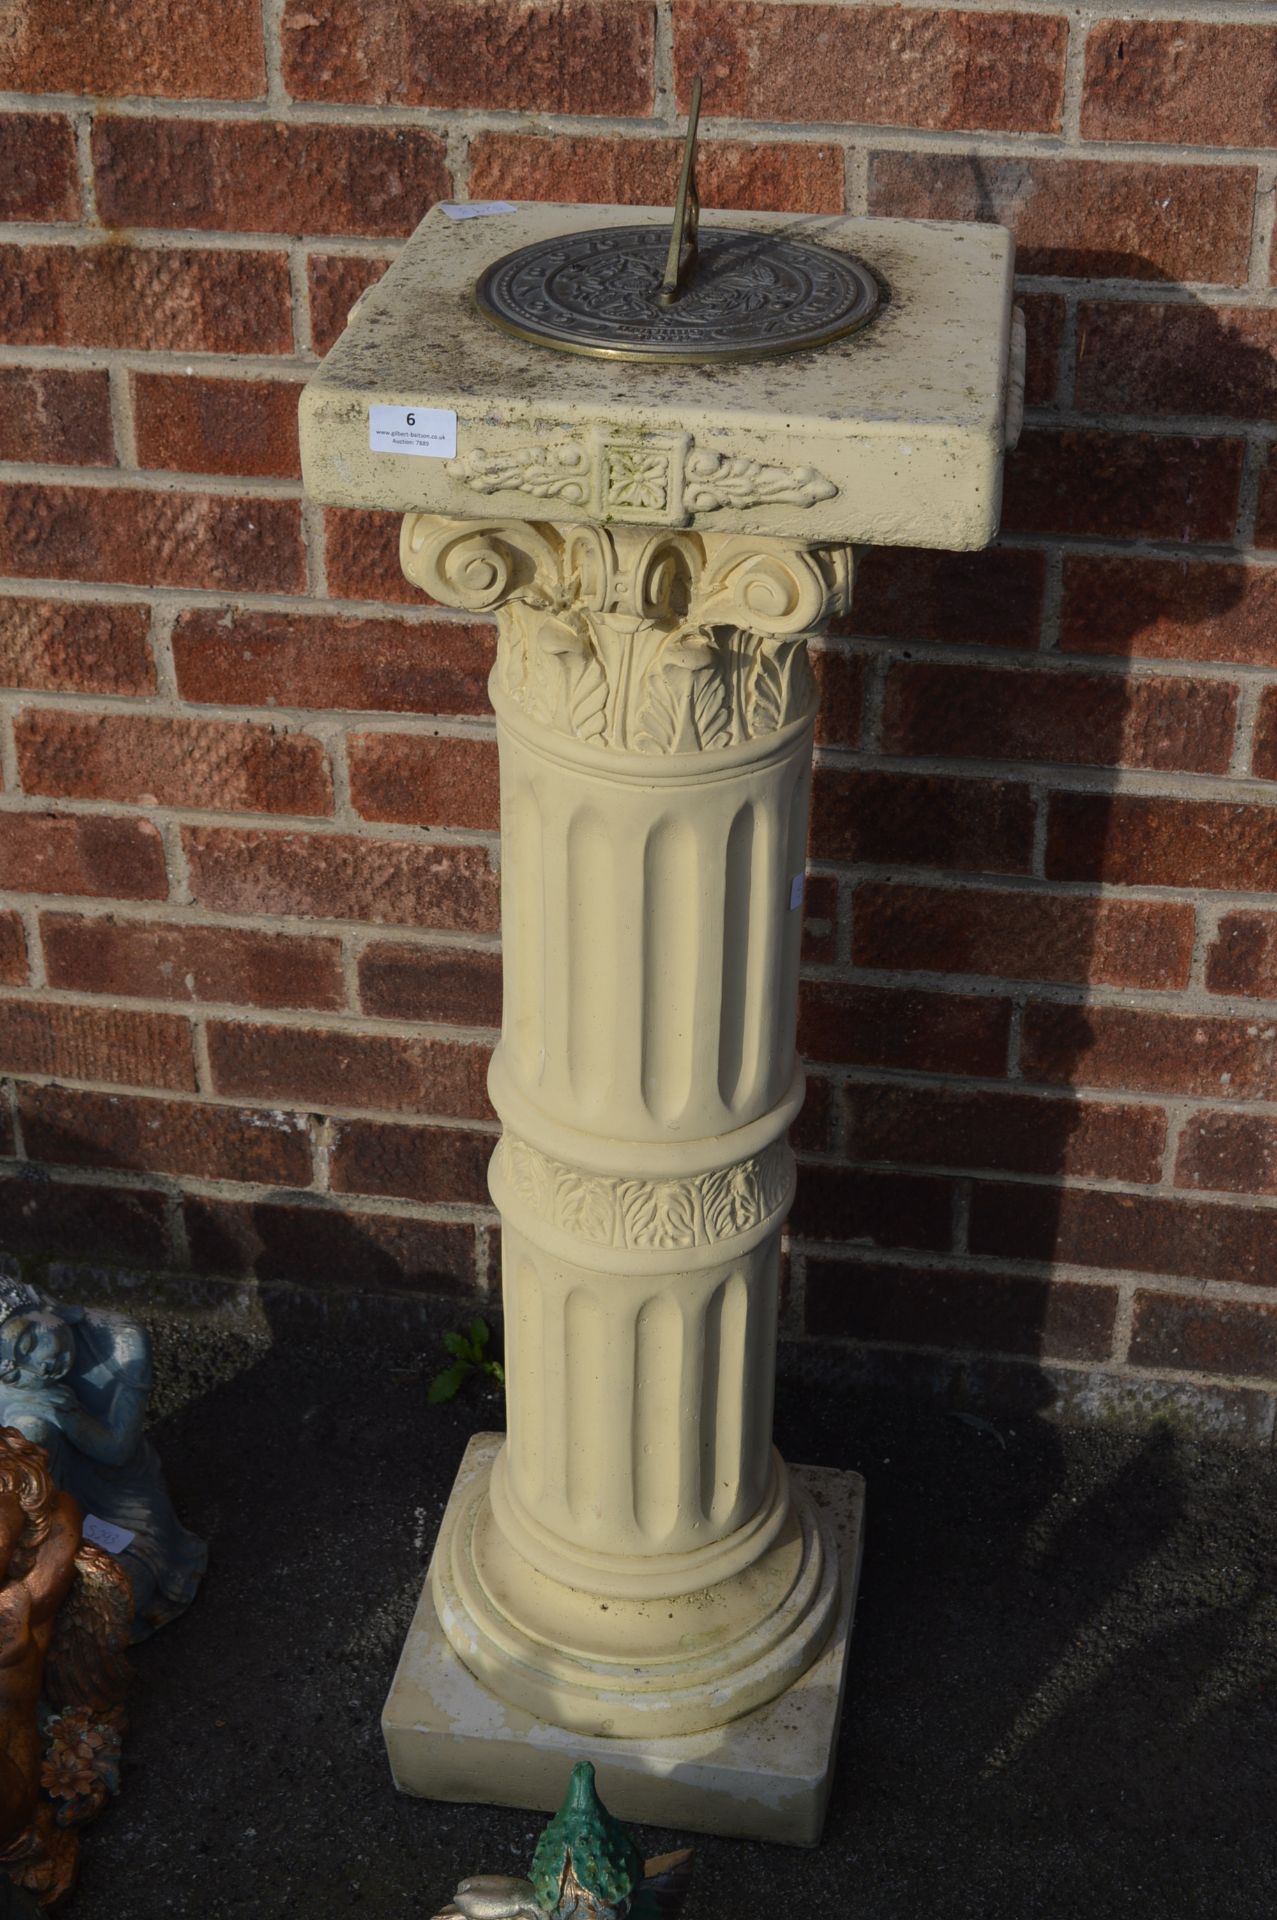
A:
[299, 200, 1017, 1843]
[384, 1435, 865, 1846]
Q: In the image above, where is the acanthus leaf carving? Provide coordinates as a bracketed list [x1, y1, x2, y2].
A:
[494, 1135, 793, 1251]
[681, 448, 838, 513]
[557, 1171, 617, 1246]
[400, 514, 851, 757]
[447, 443, 593, 504]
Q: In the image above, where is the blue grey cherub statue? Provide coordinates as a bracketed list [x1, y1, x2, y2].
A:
[0, 1280, 206, 1642]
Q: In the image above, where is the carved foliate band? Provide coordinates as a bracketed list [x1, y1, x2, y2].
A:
[448, 428, 837, 525]
[400, 515, 852, 756]
[495, 1133, 793, 1252]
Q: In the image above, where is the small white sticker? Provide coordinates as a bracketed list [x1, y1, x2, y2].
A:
[369, 405, 457, 460]
[83, 1514, 135, 1557]
[789, 874, 805, 911]
[439, 201, 516, 221]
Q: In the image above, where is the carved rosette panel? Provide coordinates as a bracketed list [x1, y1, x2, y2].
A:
[495, 1132, 793, 1252]
[400, 514, 851, 756]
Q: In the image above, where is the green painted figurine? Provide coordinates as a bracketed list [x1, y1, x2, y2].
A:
[432, 1762, 692, 1920]
[530, 1763, 643, 1918]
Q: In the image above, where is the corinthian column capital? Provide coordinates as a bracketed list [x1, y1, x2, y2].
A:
[402, 513, 851, 758]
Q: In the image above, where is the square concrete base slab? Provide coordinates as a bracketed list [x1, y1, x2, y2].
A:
[382, 1433, 865, 1847]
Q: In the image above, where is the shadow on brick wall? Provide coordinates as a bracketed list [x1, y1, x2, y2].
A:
[797, 246, 1268, 1432]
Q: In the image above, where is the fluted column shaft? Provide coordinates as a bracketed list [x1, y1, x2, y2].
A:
[403, 515, 851, 1721]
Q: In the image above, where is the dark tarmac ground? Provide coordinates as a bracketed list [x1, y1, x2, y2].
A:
[57, 1290, 1276, 1920]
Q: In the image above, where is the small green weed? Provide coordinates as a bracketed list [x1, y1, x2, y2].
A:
[428, 1316, 506, 1405]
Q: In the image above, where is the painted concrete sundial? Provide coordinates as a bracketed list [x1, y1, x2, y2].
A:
[473, 79, 882, 364]
[301, 56, 1020, 1843]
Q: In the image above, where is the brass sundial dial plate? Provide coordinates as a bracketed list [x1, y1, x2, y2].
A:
[472, 75, 881, 365]
[474, 224, 882, 365]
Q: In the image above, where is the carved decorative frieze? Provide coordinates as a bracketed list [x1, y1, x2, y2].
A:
[495, 1133, 793, 1252]
[400, 515, 851, 756]
[448, 429, 837, 526]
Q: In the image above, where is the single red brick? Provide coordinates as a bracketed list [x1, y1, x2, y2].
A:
[307, 255, 394, 356]
[1082, 21, 1277, 150]
[788, 1165, 953, 1251]
[841, 545, 1045, 650]
[330, 1118, 493, 1207]
[347, 733, 499, 831]
[971, 1181, 1277, 1290]
[798, 981, 1010, 1077]
[19, 1084, 312, 1187]
[0, 600, 154, 695]
[15, 711, 332, 818]
[0, 912, 26, 985]
[791, 1070, 832, 1152]
[94, 119, 448, 239]
[1075, 304, 1277, 421]
[868, 154, 1255, 285]
[0, 114, 78, 222]
[1002, 431, 1244, 543]
[1060, 557, 1277, 669]
[132, 374, 304, 480]
[852, 882, 1194, 991]
[1020, 293, 1064, 409]
[1251, 689, 1277, 781]
[469, 133, 843, 213]
[1256, 447, 1277, 549]
[1129, 1292, 1277, 1380]
[0, 1176, 168, 1269]
[0, 369, 113, 467]
[1206, 911, 1277, 1000]
[0, 999, 193, 1090]
[184, 1192, 476, 1292]
[41, 914, 345, 1011]
[0, 245, 293, 354]
[1047, 793, 1277, 894]
[324, 508, 417, 604]
[882, 661, 1237, 775]
[0, 486, 304, 593]
[183, 827, 499, 933]
[0, 813, 167, 899]
[805, 1258, 1117, 1363]
[358, 943, 503, 1027]
[811, 651, 863, 748]
[1022, 1003, 1277, 1102]
[845, 1082, 1165, 1185]
[172, 608, 494, 716]
[1175, 1112, 1277, 1198]
[810, 769, 1033, 874]
[676, 4, 1066, 133]
[800, 873, 837, 966]
[207, 1019, 492, 1120]
[282, 0, 654, 113]
[0, 0, 264, 97]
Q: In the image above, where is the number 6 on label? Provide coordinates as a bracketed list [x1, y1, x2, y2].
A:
[368, 405, 457, 459]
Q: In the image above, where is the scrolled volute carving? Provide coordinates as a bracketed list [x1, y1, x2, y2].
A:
[400, 515, 559, 612]
[399, 514, 851, 756]
[696, 539, 851, 636]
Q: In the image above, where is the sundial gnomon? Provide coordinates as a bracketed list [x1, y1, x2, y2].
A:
[474, 78, 882, 365]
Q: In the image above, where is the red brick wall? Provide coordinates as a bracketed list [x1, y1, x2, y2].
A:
[1, 2, 1276, 1436]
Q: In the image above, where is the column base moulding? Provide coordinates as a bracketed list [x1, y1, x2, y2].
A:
[383, 1433, 866, 1847]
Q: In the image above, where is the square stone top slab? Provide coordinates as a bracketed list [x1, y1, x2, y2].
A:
[300, 203, 1016, 549]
